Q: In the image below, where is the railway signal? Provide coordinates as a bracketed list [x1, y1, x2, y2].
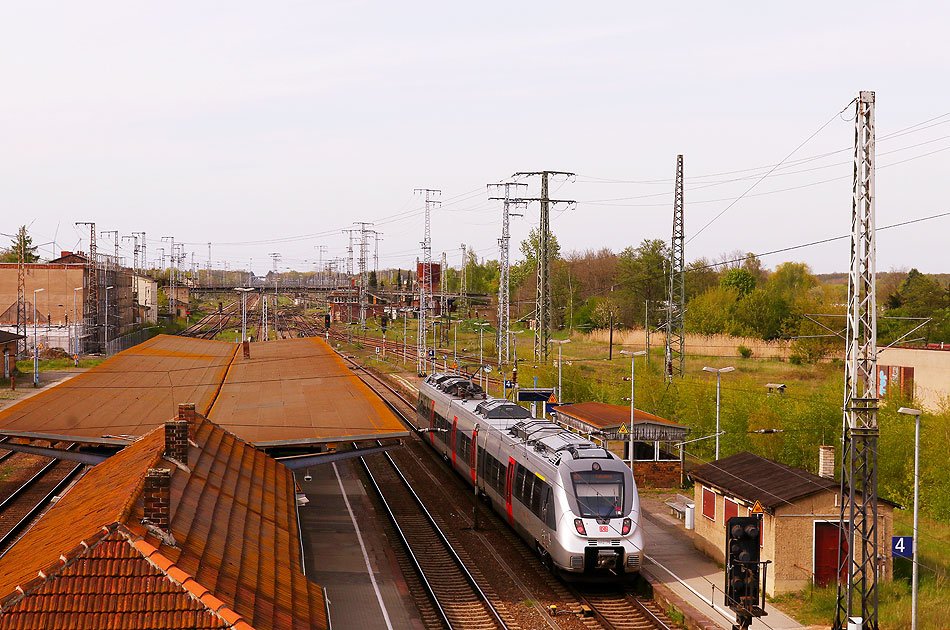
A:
[725, 515, 768, 630]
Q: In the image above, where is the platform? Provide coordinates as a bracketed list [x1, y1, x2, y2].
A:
[297, 459, 424, 630]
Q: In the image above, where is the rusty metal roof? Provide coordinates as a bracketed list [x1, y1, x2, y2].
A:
[0, 335, 406, 446]
[0, 415, 327, 629]
[554, 401, 684, 431]
[0, 335, 236, 440]
[208, 337, 407, 445]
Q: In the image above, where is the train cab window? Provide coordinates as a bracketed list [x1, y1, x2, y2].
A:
[570, 471, 625, 519]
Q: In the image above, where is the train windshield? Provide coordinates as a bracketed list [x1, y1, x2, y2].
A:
[570, 471, 625, 518]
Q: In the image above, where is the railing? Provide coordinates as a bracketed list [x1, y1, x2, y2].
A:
[105, 328, 154, 356]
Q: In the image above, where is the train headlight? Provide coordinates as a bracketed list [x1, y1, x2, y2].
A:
[621, 517, 632, 535]
[574, 518, 587, 536]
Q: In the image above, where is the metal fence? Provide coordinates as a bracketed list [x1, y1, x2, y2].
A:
[105, 328, 153, 356]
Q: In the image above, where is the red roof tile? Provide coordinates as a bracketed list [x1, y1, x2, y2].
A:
[0, 415, 327, 629]
[555, 401, 685, 430]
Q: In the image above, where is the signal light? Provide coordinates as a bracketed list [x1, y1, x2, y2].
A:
[621, 518, 632, 535]
[574, 519, 587, 536]
[725, 516, 762, 611]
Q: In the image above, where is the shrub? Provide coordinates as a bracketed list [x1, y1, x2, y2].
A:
[737, 345, 753, 359]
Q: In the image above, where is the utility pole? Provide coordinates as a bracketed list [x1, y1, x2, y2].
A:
[343, 230, 355, 277]
[14, 227, 27, 357]
[414, 188, 440, 375]
[373, 232, 381, 281]
[834, 91, 880, 630]
[207, 243, 212, 287]
[488, 182, 528, 366]
[162, 236, 176, 315]
[353, 222, 373, 329]
[134, 232, 146, 274]
[75, 222, 98, 353]
[459, 244, 467, 316]
[440, 251, 448, 345]
[122, 235, 137, 272]
[510, 171, 575, 361]
[666, 155, 686, 382]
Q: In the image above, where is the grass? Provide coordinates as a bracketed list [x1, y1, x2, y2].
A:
[772, 509, 950, 629]
[14, 358, 106, 373]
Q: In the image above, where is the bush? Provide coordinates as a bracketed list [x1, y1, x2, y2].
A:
[737, 345, 752, 359]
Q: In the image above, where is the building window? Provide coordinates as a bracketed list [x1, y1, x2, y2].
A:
[724, 497, 738, 525]
[702, 486, 715, 521]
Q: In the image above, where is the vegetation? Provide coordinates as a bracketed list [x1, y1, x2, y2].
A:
[0, 225, 40, 263]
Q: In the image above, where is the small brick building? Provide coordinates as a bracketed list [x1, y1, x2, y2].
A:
[0, 331, 23, 378]
[689, 451, 896, 595]
[551, 402, 688, 487]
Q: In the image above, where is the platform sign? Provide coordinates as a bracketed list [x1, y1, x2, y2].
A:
[427, 349, 435, 358]
[504, 380, 515, 389]
[750, 500, 765, 515]
[892, 536, 913, 559]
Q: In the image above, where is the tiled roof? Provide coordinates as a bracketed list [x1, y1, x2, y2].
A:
[0, 414, 326, 629]
[555, 401, 685, 430]
[689, 451, 838, 509]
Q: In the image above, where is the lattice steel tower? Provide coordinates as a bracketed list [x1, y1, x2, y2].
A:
[833, 91, 879, 630]
[414, 188, 440, 375]
[509, 172, 574, 361]
[488, 182, 528, 366]
[666, 155, 686, 382]
[75, 222, 97, 352]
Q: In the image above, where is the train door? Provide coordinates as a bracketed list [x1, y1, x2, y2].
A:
[470, 428, 478, 484]
[451, 417, 458, 467]
[505, 457, 516, 525]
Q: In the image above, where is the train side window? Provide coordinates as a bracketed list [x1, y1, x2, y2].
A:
[530, 475, 543, 516]
[514, 465, 527, 504]
[541, 485, 556, 530]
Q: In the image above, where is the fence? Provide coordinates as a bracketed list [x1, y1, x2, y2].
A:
[105, 328, 154, 356]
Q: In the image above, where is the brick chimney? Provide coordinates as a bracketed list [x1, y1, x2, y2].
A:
[143, 468, 171, 527]
[818, 445, 835, 479]
[165, 420, 189, 466]
[177, 403, 196, 441]
[242, 340, 250, 359]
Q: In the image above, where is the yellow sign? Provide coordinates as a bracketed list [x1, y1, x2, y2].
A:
[618, 423, 628, 434]
[548, 394, 557, 404]
[751, 500, 765, 515]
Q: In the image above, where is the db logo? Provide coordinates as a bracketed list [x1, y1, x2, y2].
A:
[599, 526, 608, 533]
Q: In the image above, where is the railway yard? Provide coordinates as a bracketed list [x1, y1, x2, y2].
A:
[0, 299, 814, 630]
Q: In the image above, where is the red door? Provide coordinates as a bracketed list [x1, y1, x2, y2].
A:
[815, 522, 848, 586]
[470, 430, 478, 484]
[505, 458, 515, 525]
[451, 417, 458, 466]
[428, 402, 436, 445]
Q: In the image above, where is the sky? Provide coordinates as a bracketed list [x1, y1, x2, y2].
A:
[2, 1, 949, 276]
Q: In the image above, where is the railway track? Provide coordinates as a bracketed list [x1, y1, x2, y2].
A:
[0, 446, 85, 555]
[360, 450, 510, 630]
[338, 352, 676, 630]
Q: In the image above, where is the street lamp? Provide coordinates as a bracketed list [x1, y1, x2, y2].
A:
[549, 339, 571, 402]
[235, 288, 254, 342]
[32, 288, 45, 387]
[451, 319, 462, 362]
[898, 406, 922, 630]
[702, 366, 735, 460]
[104, 286, 115, 352]
[73, 287, 82, 357]
[620, 350, 646, 470]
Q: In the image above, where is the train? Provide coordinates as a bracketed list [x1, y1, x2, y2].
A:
[417, 373, 644, 580]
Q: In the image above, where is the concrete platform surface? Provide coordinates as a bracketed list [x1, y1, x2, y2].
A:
[297, 459, 424, 630]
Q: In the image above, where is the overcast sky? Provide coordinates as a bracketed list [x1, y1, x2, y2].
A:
[3, 2, 949, 276]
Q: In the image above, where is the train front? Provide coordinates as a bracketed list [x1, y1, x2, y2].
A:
[554, 455, 643, 579]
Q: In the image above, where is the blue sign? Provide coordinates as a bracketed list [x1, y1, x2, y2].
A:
[504, 380, 514, 389]
[427, 349, 435, 358]
[892, 536, 913, 559]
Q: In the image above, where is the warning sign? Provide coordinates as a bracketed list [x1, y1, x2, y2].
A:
[548, 394, 558, 404]
[750, 500, 765, 515]
[618, 423, 628, 434]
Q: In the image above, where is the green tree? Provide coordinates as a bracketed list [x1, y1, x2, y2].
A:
[615, 239, 669, 328]
[720, 268, 756, 297]
[685, 286, 738, 335]
[0, 226, 40, 263]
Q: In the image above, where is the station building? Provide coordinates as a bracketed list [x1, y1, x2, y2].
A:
[689, 451, 896, 595]
[551, 402, 688, 487]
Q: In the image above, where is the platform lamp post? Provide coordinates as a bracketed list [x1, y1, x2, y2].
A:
[702, 366, 734, 460]
[235, 287, 254, 343]
[619, 350, 646, 470]
[73, 287, 82, 358]
[451, 319, 462, 363]
[549, 339, 571, 403]
[898, 406, 922, 630]
[32, 288, 45, 387]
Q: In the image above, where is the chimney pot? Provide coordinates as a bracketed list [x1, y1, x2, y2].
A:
[143, 468, 172, 527]
[177, 403, 197, 441]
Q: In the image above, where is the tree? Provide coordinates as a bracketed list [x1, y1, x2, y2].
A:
[368, 271, 377, 289]
[685, 257, 720, 301]
[720, 268, 756, 297]
[0, 226, 40, 263]
[615, 239, 670, 328]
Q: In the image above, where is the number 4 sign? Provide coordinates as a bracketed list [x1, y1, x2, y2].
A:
[892, 536, 913, 559]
